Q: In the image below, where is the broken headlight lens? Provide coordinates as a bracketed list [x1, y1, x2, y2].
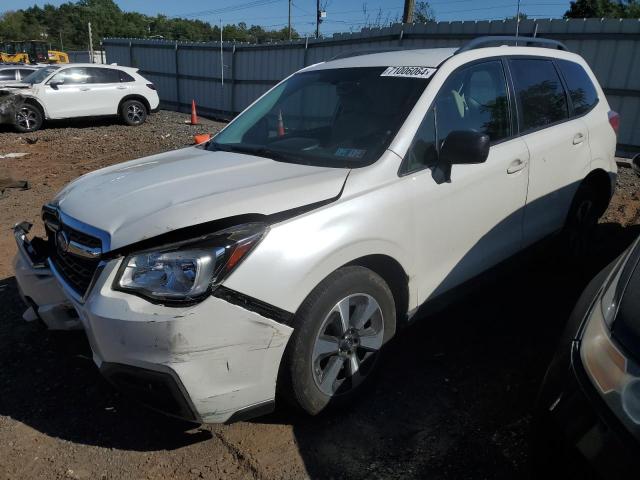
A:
[115, 223, 267, 303]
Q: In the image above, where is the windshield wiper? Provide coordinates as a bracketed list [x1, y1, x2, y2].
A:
[208, 142, 292, 162]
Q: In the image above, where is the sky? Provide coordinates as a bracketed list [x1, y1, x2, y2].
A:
[0, 0, 573, 37]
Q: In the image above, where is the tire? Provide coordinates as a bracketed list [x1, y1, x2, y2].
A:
[562, 183, 603, 260]
[120, 99, 147, 126]
[280, 266, 396, 415]
[14, 103, 43, 133]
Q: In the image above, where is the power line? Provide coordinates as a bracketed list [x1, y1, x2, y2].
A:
[174, 0, 286, 19]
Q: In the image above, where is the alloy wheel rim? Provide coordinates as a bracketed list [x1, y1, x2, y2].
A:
[311, 293, 384, 397]
[127, 104, 143, 123]
[16, 108, 37, 130]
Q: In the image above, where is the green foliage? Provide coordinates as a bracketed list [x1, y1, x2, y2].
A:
[0, 0, 300, 50]
[565, 0, 640, 18]
[414, 2, 435, 23]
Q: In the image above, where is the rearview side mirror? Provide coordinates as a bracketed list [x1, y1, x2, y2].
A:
[633, 153, 640, 178]
[48, 81, 63, 90]
[433, 130, 490, 184]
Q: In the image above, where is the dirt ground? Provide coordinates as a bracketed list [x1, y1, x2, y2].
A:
[0, 111, 638, 480]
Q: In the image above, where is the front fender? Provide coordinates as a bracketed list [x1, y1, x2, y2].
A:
[223, 179, 416, 315]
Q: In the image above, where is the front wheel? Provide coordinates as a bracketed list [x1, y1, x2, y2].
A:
[15, 104, 43, 133]
[120, 100, 147, 126]
[280, 266, 396, 415]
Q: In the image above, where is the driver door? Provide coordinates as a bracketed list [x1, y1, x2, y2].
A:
[41, 67, 93, 119]
[405, 59, 531, 303]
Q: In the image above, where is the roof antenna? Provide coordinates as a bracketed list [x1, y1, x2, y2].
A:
[515, 0, 521, 45]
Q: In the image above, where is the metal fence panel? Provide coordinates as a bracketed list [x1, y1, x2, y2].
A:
[104, 18, 640, 150]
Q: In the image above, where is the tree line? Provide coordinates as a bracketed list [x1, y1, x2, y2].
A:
[0, 0, 299, 51]
[1, 0, 639, 52]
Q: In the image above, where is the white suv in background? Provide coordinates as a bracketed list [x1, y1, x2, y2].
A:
[2, 63, 159, 132]
[13, 37, 618, 423]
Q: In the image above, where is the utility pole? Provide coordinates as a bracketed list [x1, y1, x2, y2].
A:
[87, 22, 93, 63]
[59, 31, 64, 51]
[515, 0, 521, 44]
[402, 0, 415, 23]
[316, 0, 320, 39]
[288, 0, 292, 40]
[220, 19, 224, 87]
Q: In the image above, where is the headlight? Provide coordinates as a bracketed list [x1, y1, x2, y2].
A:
[581, 244, 640, 432]
[114, 223, 267, 303]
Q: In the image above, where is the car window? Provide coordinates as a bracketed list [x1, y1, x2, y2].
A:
[556, 59, 598, 116]
[0, 69, 16, 81]
[17, 69, 35, 79]
[404, 60, 510, 174]
[89, 67, 121, 84]
[509, 58, 569, 132]
[119, 70, 135, 82]
[50, 67, 90, 85]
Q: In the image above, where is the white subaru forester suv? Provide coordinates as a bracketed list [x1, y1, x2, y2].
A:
[1, 63, 159, 132]
[13, 37, 618, 423]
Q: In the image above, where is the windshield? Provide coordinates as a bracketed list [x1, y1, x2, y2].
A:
[210, 67, 431, 168]
[21, 66, 60, 85]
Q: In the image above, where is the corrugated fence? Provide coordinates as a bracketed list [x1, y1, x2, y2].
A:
[103, 18, 640, 151]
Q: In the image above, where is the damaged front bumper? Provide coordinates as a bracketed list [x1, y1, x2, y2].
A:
[13, 222, 293, 423]
[0, 90, 24, 125]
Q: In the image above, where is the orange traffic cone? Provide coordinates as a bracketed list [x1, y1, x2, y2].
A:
[191, 100, 199, 125]
[277, 109, 285, 137]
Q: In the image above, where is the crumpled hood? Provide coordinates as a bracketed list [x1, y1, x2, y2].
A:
[54, 146, 349, 251]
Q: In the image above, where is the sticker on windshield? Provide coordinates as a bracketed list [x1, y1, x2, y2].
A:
[381, 66, 436, 79]
[335, 148, 366, 159]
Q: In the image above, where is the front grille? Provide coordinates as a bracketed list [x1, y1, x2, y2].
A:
[45, 220, 101, 297]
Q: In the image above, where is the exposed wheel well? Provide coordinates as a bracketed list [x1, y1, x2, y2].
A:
[22, 98, 45, 117]
[346, 254, 410, 328]
[581, 168, 613, 217]
[118, 95, 150, 114]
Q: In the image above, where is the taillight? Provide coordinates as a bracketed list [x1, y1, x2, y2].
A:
[608, 110, 620, 135]
[146, 83, 156, 90]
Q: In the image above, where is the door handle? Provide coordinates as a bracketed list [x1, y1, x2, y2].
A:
[79, 87, 90, 91]
[507, 158, 526, 174]
[116, 86, 127, 90]
[573, 132, 585, 145]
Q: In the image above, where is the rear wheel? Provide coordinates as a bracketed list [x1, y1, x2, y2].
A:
[120, 99, 147, 126]
[562, 183, 604, 259]
[14, 104, 43, 133]
[280, 266, 396, 415]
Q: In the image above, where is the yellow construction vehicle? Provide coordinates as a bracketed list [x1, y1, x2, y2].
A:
[0, 41, 69, 64]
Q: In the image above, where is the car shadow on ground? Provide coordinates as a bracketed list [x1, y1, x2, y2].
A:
[0, 277, 212, 451]
[0, 223, 638, 473]
[0, 117, 126, 133]
[259, 223, 640, 479]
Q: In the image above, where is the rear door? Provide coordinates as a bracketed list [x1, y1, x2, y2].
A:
[86, 67, 123, 115]
[508, 57, 591, 247]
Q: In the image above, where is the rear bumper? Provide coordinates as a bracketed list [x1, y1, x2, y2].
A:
[13, 224, 293, 423]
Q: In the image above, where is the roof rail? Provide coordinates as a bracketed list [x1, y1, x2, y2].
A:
[456, 36, 568, 54]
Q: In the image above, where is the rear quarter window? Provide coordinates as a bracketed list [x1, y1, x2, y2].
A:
[119, 70, 135, 82]
[509, 58, 569, 133]
[556, 59, 598, 116]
